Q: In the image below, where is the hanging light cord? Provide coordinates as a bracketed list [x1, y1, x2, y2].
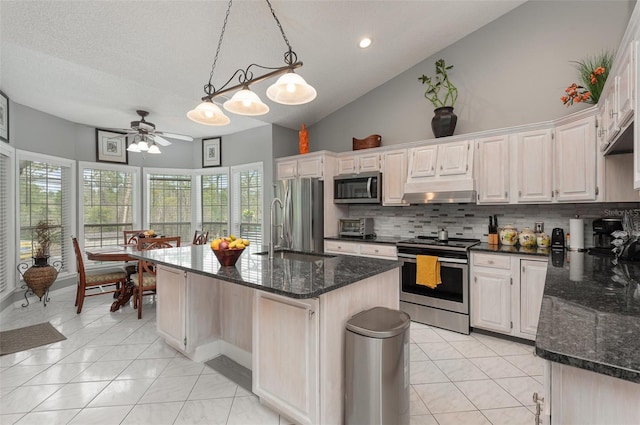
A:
[200, 0, 303, 101]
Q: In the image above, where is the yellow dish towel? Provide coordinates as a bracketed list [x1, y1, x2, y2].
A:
[416, 255, 442, 289]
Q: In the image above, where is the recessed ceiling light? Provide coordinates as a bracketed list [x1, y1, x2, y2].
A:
[359, 38, 372, 49]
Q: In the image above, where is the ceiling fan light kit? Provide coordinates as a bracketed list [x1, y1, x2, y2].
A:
[113, 110, 194, 154]
[187, 0, 316, 126]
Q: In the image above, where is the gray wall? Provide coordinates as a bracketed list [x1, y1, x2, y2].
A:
[309, 0, 635, 152]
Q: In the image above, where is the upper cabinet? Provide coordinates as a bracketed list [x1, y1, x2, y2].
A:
[407, 140, 472, 180]
[514, 129, 554, 203]
[554, 115, 597, 202]
[381, 149, 409, 206]
[476, 135, 510, 204]
[275, 152, 326, 180]
[337, 151, 380, 175]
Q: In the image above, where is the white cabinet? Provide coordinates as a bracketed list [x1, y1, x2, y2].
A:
[519, 259, 547, 337]
[471, 254, 512, 334]
[337, 152, 380, 175]
[471, 253, 547, 340]
[635, 40, 640, 189]
[381, 149, 408, 206]
[253, 291, 319, 425]
[324, 240, 397, 260]
[554, 115, 597, 202]
[276, 153, 324, 180]
[156, 265, 187, 351]
[616, 41, 635, 129]
[515, 129, 554, 203]
[476, 135, 509, 204]
[407, 140, 472, 179]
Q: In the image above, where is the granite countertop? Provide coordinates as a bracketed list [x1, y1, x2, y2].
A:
[471, 243, 550, 258]
[324, 235, 402, 245]
[535, 251, 640, 383]
[131, 245, 400, 299]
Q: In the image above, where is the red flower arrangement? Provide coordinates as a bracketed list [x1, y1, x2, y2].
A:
[561, 52, 613, 107]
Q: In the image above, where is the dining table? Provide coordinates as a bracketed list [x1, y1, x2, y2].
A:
[85, 244, 139, 312]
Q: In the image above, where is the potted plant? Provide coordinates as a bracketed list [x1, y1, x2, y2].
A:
[419, 58, 459, 138]
[17, 219, 63, 304]
[561, 51, 614, 107]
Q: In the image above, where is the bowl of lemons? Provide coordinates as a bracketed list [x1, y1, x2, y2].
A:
[210, 235, 250, 266]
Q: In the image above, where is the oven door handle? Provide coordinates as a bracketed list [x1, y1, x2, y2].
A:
[397, 253, 468, 264]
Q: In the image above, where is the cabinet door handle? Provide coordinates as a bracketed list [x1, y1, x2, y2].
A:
[504, 191, 508, 198]
[309, 310, 315, 319]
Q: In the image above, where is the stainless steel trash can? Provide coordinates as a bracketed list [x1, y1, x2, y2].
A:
[345, 306, 411, 425]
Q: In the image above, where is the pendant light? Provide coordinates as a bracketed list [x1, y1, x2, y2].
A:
[147, 143, 161, 154]
[187, 0, 316, 125]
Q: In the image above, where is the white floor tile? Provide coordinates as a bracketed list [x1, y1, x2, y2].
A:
[70, 359, 132, 382]
[174, 398, 233, 425]
[482, 406, 535, 425]
[0, 351, 33, 368]
[116, 358, 171, 380]
[188, 373, 239, 400]
[138, 375, 199, 404]
[0, 365, 50, 388]
[88, 378, 154, 407]
[473, 333, 534, 356]
[160, 356, 205, 377]
[137, 339, 179, 359]
[409, 414, 438, 425]
[410, 361, 450, 384]
[469, 356, 528, 379]
[35, 381, 109, 411]
[413, 382, 476, 414]
[503, 353, 544, 376]
[433, 358, 489, 382]
[433, 410, 492, 425]
[411, 328, 445, 343]
[57, 346, 113, 364]
[98, 344, 149, 361]
[226, 395, 280, 425]
[449, 340, 498, 358]
[67, 405, 133, 425]
[417, 342, 464, 360]
[494, 376, 542, 406]
[13, 408, 81, 425]
[454, 379, 521, 410]
[409, 386, 431, 416]
[0, 384, 62, 414]
[0, 413, 25, 425]
[121, 401, 184, 425]
[410, 344, 429, 362]
[434, 328, 477, 342]
[24, 362, 91, 385]
[17, 348, 75, 366]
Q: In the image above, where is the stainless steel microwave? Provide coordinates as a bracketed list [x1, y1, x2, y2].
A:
[333, 172, 382, 204]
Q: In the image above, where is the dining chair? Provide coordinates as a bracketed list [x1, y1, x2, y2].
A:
[192, 230, 209, 245]
[122, 230, 150, 279]
[131, 236, 181, 319]
[71, 236, 128, 314]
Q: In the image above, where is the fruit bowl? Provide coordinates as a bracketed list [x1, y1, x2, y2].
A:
[212, 248, 245, 267]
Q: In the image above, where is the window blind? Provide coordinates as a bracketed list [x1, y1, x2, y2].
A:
[231, 162, 263, 247]
[201, 171, 229, 239]
[0, 145, 14, 296]
[146, 171, 192, 241]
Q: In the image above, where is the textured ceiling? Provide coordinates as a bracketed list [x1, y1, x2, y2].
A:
[0, 0, 526, 140]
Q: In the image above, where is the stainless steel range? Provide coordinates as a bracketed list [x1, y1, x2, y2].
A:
[397, 236, 480, 334]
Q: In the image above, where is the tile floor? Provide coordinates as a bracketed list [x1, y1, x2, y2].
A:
[0, 286, 544, 425]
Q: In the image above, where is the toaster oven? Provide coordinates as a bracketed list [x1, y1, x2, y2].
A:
[339, 218, 375, 238]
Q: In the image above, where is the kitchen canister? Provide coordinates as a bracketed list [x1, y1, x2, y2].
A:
[536, 232, 550, 248]
[518, 228, 537, 248]
[499, 225, 518, 246]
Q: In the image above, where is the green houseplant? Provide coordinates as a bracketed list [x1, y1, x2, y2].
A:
[561, 51, 614, 106]
[419, 59, 459, 138]
[33, 219, 53, 263]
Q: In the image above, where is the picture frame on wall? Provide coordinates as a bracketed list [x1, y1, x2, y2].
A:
[202, 137, 222, 167]
[0, 90, 9, 143]
[96, 129, 128, 164]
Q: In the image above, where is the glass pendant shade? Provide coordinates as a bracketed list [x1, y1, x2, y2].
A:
[187, 101, 231, 126]
[266, 72, 317, 105]
[147, 144, 161, 154]
[127, 143, 141, 153]
[223, 88, 270, 116]
[137, 140, 149, 151]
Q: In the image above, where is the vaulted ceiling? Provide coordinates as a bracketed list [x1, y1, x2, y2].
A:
[0, 1, 525, 140]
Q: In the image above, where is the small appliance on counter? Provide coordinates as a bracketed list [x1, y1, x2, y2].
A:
[551, 228, 565, 250]
[588, 218, 623, 256]
[338, 218, 375, 238]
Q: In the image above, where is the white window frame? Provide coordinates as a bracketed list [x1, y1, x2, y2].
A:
[15, 150, 77, 280]
[230, 161, 264, 244]
[0, 143, 16, 300]
[195, 166, 230, 239]
[78, 161, 141, 265]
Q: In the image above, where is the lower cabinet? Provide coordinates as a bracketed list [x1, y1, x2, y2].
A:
[324, 240, 397, 259]
[470, 253, 547, 340]
[253, 291, 319, 425]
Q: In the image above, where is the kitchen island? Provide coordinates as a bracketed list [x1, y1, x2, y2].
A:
[132, 245, 401, 425]
[535, 251, 640, 424]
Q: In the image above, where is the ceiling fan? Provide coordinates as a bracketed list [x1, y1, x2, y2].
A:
[112, 110, 194, 153]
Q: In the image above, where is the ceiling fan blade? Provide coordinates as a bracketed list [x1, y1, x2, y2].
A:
[157, 131, 194, 142]
[153, 135, 172, 146]
[103, 128, 136, 134]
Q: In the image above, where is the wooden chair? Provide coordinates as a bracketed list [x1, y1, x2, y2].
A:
[131, 236, 181, 319]
[122, 230, 149, 279]
[192, 230, 209, 245]
[71, 236, 127, 314]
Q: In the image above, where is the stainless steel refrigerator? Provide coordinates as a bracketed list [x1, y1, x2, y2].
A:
[274, 178, 324, 253]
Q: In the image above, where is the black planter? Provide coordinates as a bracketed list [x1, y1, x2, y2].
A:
[431, 106, 457, 138]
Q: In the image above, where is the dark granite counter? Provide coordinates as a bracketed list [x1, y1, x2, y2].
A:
[324, 235, 402, 245]
[535, 251, 640, 383]
[131, 245, 401, 300]
[471, 242, 550, 258]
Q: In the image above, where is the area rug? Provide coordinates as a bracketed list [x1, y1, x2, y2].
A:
[0, 322, 66, 356]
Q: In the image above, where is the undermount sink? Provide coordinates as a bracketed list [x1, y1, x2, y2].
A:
[254, 250, 335, 262]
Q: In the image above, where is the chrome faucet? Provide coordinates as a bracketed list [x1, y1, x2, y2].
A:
[269, 198, 283, 260]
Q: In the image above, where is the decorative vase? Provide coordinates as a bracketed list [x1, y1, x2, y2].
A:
[299, 123, 309, 154]
[431, 106, 457, 138]
[518, 227, 537, 248]
[17, 257, 63, 304]
[499, 225, 518, 246]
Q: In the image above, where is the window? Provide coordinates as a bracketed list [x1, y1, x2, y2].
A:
[145, 169, 192, 242]
[0, 144, 15, 298]
[201, 170, 229, 239]
[18, 151, 75, 274]
[231, 162, 263, 246]
[80, 162, 139, 248]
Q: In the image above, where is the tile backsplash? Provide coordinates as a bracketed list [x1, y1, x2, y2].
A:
[349, 202, 640, 248]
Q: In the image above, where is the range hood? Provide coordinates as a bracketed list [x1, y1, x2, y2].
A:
[402, 178, 476, 204]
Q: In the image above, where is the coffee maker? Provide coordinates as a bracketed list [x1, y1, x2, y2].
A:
[589, 218, 623, 256]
